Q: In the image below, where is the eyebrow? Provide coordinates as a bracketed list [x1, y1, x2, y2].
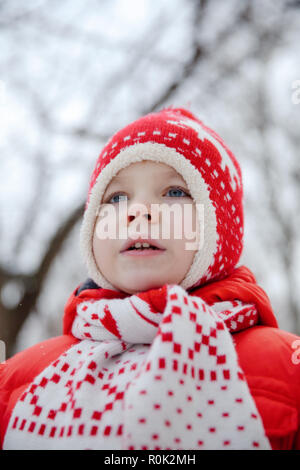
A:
[102, 172, 189, 203]
[109, 170, 185, 184]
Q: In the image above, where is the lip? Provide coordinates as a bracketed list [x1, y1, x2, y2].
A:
[120, 237, 166, 255]
[121, 249, 166, 257]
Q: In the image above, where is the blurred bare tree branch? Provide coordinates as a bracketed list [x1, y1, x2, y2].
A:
[1, 0, 300, 358]
[0, 204, 84, 357]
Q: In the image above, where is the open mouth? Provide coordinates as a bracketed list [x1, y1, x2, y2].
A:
[121, 241, 166, 256]
[127, 244, 159, 251]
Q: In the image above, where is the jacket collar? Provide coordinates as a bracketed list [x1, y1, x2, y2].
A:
[63, 265, 278, 335]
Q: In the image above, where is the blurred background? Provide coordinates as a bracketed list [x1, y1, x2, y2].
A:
[1, 0, 300, 359]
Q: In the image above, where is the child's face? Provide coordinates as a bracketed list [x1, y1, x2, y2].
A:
[92, 161, 199, 294]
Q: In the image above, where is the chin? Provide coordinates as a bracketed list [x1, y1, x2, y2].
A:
[118, 275, 165, 294]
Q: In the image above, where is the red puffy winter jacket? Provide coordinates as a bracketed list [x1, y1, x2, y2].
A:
[1, 266, 300, 449]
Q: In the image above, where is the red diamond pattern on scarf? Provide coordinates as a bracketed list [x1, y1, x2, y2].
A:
[3, 285, 269, 450]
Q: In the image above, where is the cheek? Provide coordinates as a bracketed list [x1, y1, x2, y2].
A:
[95, 204, 129, 241]
[92, 231, 105, 265]
[167, 203, 199, 245]
[92, 214, 118, 269]
[93, 233, 119, 281]
[95, 202, 124, 242]
[184, 209, 198, 241]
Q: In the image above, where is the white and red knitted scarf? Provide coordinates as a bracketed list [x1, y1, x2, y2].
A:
[4, 282, 271, 450]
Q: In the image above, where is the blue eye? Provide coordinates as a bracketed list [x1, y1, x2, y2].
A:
[166, 187, 190, 197]
[106, 187, 190, 203]
[109, 193, 128, 203]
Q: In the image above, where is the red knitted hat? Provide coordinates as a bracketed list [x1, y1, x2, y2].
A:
[80, 107, 244, 291]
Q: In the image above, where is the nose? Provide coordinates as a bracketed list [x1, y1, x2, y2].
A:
[127, 202, 159, 225]
[128, 213, 150, 222]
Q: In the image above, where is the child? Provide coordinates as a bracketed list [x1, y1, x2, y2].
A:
[1, 107, 299, 450]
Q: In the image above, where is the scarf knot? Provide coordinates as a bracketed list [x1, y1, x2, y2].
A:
[71, 284, 259, 346]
